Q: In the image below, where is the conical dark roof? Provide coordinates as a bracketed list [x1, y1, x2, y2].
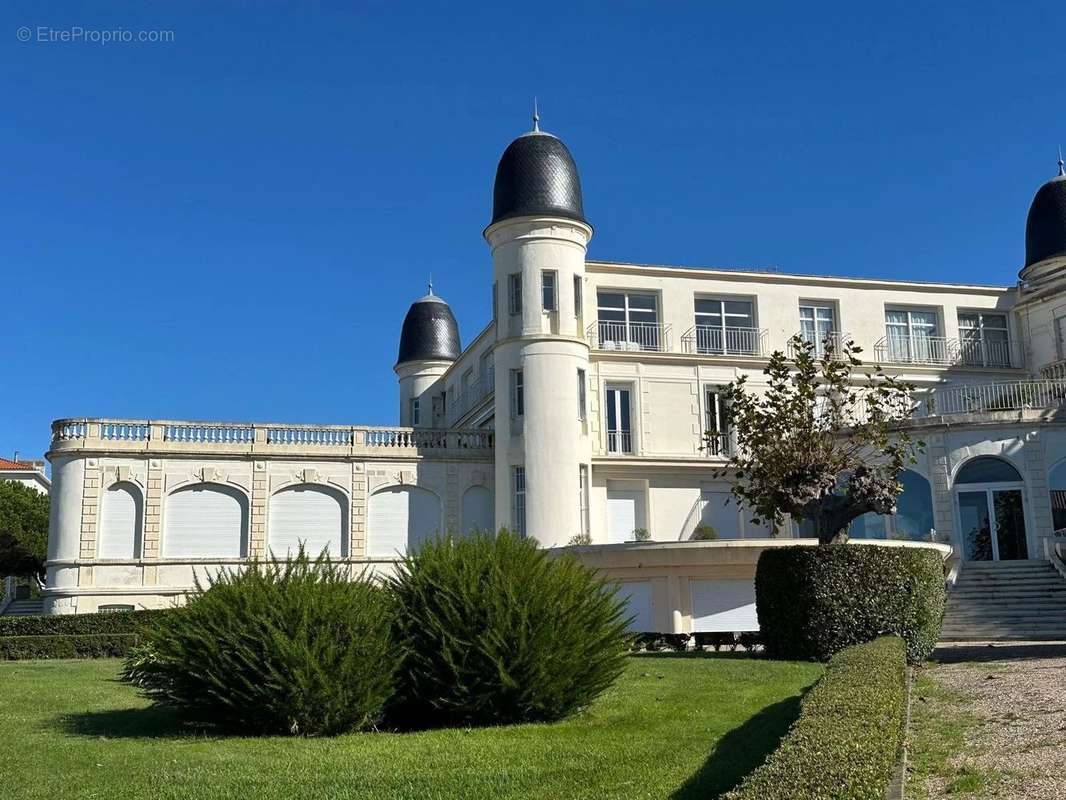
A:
[396, 291, 460, 365]
[1025, 162, 1066, 268]
[491, 128, 586, 226]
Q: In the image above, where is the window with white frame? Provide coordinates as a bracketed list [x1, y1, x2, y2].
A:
[512, 466, 526, 536]
[508, 273, 522, 315]
[596, 291, 660, 351]
[957, 311, 1010, 367]
[605, 385, 633, 454]
[1057, 316, 1066, 359]
[799, 303, 836, 355]
[693, 297, 756, 355]
[510, 369, 524, 418]
[542, 270, 557, 311]
[884, 308, 941, 363]
[577, 368, 587, 421]
[704, 390, 730, 456]
[410, 398, 420, 426]
[573, 275, 583, 317]
[492, 281, 498, 321]
[579, 464, 590, 537]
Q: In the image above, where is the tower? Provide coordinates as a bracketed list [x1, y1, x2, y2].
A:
[395, 285, 461, 427]
[484, 111, 594, 546]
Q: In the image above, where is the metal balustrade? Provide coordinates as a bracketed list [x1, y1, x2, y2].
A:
[606, 429, 632, 454]
[916, 379, 1066, 417]
[874, 335, 1017, 368]
[681, 326, 767, 357]
[587, 321, 671, 353]
[448, 368, 495, 425]
[703, 432, 732, 458]
[788, 331, 851, 360]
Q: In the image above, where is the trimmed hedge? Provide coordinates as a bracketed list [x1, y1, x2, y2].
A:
[724, 636, 907, 800]
[756, 544, 946, 664]
[0, 609, 173, 637]
[0, 633, 139, 660]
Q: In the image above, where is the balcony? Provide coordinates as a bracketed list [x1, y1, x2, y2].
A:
[914, 379, 1066, 418]
[703, 432, 732, 458]
[681, 326, 767, 357]
[587, 321, 671, 353]
[605, 429, 633, 454]
[875, 335, 1018, 368]
[449, 368, 494, 425]
[787, 330, 851, 360]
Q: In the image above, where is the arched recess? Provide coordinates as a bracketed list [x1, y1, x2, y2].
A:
[954, 455, 1023, 485]
[953, 455, 1028, 562]
[367, 485, 441, 558]
[163, 483, 248, 558]
[98, 482, 143, 559]
[461, 485, 494, 535]
[268, 484, 347, 558]
[850, 469, 935, 541]
[1049, 459, 1066, 533]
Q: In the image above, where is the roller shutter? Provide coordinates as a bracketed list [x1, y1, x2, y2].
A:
[164, 484, 245, 558]
[268, 486, 345, 558]
[367, 486, 441, 558]
[98, 483, 140, 559]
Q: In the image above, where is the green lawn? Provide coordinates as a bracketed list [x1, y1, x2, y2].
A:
[0, 654, 821, 800]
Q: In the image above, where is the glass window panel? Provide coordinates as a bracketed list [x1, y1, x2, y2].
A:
[958, 491, 993, 561]
[885, 309, 909, 325]
[695, 298, 723, 315]
[957, 313, 979, 329]
[597, 292, 625, 309]
[956, 456, 1022, 484]
[627, 294, 656, 310]
[993, 489, 1028, 560]
[723, 300, 753, 317]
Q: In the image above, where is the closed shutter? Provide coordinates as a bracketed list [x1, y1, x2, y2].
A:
[99, 483, 140, 559]
[690, 579, 758, 632]
[617, 581, 653, 632]
[164, 485, 245, 558]
[367, 486, 441, 558]
[269, 486, 345, 558]
[606, 490, 639, 543]
[461, 486, 494, 535]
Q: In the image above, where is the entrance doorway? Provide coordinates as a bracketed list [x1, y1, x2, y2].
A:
[954, 456, 1029, 561]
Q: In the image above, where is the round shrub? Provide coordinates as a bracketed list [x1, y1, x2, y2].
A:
[388, 530, 630, 727]
[755, 544, 946, 665]
[121, 552, 400, 736]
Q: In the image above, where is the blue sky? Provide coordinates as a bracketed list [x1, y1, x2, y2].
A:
[2, 1, 1064, 461]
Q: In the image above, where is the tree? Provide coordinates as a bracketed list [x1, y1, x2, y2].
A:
[0, 480, 50, 584]
[708, 334, 923, 545]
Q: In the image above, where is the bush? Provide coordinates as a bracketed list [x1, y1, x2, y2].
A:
[756, 544, 946, 664]
[725, 636, 907, 800]
[691, 524, 718, 541]
[567, 531, 592, 546]
[631, 528, 651, 542]
[0, 609, 173, 637]
[121, 552, 400, 736]
[629, 632, 691, 652]
[0, 633, 138, 660]
[389, 530, 630, 727]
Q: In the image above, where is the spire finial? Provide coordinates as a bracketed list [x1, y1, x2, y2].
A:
[532, 97, 540, 132]
[1059, 146, 1065, 177]
[427, 274, 434, 296]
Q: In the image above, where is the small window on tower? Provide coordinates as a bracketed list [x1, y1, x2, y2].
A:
[509, 274, 522, 315]
[542, 270, 557, 311]
[510, 370, 524, 418]
[573, 275, 583, 317]
[410, 398, 420, 426]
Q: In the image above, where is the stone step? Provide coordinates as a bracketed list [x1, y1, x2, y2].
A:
[952, 582, 1066, 591]
[1, 599, 45, 616]
[941, 626, 1066, 637]
[946, 602, 1066, 612]
[940, 632, 1066, 642]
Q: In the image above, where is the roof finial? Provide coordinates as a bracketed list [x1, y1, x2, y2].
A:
[1059, 146, 1065, 177]
[427, 274, 434, 296]
[532, 97, 540, 133]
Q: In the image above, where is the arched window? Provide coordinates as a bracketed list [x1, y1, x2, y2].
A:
[850, 469, 935, 541]
[955, 456, 1022, 485]
[269, 485, 346, 558]
[1048, 460, 1066, 533]
[460, 486, 493, 535]
[98, 482, 143, 559]
[164, 483, 248, 558]
[367, 486, 441, 557]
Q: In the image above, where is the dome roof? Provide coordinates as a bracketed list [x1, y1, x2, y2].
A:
[396, 289, 460, 365]
[1025, 160, 1066, 269]
[490, 118, 586, 227]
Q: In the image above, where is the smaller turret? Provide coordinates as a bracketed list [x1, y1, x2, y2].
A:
[395, 285, 460, 427]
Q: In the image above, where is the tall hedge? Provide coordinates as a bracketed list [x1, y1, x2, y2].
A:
[0, 609, 173, 637]
[725, 636, 907, 800]
[756, 544, 946, 664]
[0, 633, 138, 660]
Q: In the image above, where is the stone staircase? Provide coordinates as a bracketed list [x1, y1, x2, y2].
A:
[941, 561, 1066, 641]
[0, 598, 45, 616]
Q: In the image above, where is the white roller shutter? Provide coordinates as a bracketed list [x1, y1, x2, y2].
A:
[691, 579, 758, 632]
[607, 490, 639, 543]
[269, 486, 344, 558]
[617, 581, 653, 632]
[367, 486, 441, 558]
[164, 485, 245, 558]
[461, 486, 494, 535]
[99, 483, 139, 559]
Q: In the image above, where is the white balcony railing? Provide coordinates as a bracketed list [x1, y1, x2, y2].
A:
[588, 321, 671, 353]
[875, 335, 1017, 368]
[789, 330, 851, 360]
[703, 432, 732, 458]
[449, 368, 495, 425]
[606, 429, 632, 454]
[681, 326, 766, 357]
[915, 379, 1066, 417]
[956, 338, 1014, 368]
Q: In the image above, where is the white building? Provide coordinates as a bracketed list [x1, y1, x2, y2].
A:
[42, 118, 1066, 617]
[0, 457, 50, 495]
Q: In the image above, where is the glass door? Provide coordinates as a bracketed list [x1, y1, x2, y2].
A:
[605, 387, 632, 454]
[992, 489, 1028, 560]
[958, 491, 993, 561]
[957, 488, 1028, 561]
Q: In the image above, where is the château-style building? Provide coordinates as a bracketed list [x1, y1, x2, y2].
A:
[43, 117, 1066, 625]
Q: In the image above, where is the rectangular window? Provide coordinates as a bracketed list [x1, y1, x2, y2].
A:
[577, 368, 587, 421]
[596, 291, 660, 351]
[799, 304, 836, 355]
[605, 385, 633, 454]
[579, 464, 590, 537]
[573, 275, 583, 317]
[705, 390, 730, 456]
[512, 466, 526, 536]
[958, 311, 1010, 367]
[542, 270, 557, 311]
[492, 281, 498, 321]
[510, 369, 524, 418]
[410, 398, 420, 426]
[509, 273, 522, 315]
[885, 308, 941, 363]
[692, 297, 757, 355]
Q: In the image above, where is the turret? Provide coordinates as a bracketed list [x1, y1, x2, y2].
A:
[394, 286, 460, 427]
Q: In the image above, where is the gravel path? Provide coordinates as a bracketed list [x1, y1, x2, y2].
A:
[916, 646, 1066, 799]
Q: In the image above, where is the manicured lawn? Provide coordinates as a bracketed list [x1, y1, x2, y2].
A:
[0, 654, 821, 800]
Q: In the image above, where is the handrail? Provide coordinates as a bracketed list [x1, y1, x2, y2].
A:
[587, 320, 672, 353]
[915, 379, 1066, 418]
[681, 326, 767, 357]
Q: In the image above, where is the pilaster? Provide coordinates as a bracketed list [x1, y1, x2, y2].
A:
[249, 461, 268, 558]
[142, 458, 163, 559]
[350, 463, 366, 558]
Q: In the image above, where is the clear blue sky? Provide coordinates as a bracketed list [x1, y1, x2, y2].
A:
[2, 1, 1064, 461]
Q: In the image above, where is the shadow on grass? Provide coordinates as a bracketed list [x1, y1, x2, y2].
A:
[670, 694, 803, 800]
[53, 705, 211, 739]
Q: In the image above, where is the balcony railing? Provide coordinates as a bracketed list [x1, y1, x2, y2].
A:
[606, 429, 632, 454]
[875, 335, 1017, 368]
[681, 326, 766, 357]
[788, 330, 851, 360]
[955, 338, 1014, 368]
[702, 432, 732, 458]
[449, 368, 495, 425]
[587, 321, 671, 353]
[915, 379, 1066, 418]
[50, 418, 494, 456]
